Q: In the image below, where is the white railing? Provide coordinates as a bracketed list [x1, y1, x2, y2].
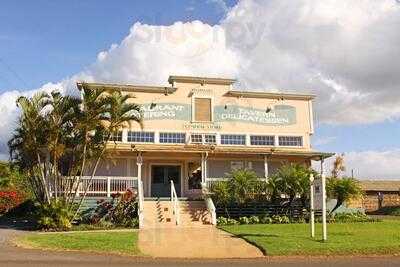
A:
[66, 176, 138, 197]
[201, 182, 217, 225]
[138, 179, 144, 228]
[170, 180, 180, 225]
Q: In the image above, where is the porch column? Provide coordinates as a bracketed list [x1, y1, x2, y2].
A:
[136, 152, 143, 188]
[264, 154, 269, 182]
[201, 152, 208, 184]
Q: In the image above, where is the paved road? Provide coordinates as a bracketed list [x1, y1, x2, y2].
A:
[1, 227, 400, 267]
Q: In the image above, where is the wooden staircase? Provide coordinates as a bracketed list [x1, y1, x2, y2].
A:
[142, 199, 213, 229]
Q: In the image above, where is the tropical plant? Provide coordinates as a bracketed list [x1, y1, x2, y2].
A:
[327, 177, 363, 213]
[8, 88, 143, 228]
[331, 154, 346, 178]
[270, 164, 314, 206]
[209, 181, 231, 216]
[35, 199, 75, 231]
[227, 169, 260, 205]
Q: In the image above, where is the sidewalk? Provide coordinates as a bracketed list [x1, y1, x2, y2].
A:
[138, 227, 264, 258]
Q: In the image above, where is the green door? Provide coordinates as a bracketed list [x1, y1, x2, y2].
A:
[151, 165, 181, 197]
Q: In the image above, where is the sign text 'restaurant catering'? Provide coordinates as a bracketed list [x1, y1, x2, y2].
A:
[139, 103, 296, 126]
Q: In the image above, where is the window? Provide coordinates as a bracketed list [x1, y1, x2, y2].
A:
[250, 135, 275, 146]
[194, 98, 212, 122]
[220, 134, 246, 145]
[204, 134, 216, 144]
[159, 132, 186, 144]
[190, 134, 203, 144]
[190, 133, 217, 144]
[278, 136, 303, 147]
[108, 131, 122, 142]
[128, 131, 154, 143]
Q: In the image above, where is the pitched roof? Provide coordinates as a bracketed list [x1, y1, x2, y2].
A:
[360, 180, 400, 192]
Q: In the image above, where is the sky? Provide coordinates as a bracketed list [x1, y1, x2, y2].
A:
[1, 0, 400, 179]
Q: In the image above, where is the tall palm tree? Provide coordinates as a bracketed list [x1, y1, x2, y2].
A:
[74, 89, 142, 216]
[8, 92, 51, 203]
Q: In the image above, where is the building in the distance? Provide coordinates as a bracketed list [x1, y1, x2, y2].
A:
[77, 75, 333, 227]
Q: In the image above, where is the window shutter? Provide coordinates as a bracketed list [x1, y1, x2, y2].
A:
[194, 98, 212, 121]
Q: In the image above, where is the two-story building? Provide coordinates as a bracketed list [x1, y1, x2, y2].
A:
[77, 75, 332, 202]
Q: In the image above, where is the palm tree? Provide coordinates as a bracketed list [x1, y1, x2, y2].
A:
[331, 154, 346, 178]
[327, 177, 363, 213]
[74, 90, 142, 215]
[8, 92, 51, 203]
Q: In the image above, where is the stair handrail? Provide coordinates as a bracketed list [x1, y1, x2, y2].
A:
[170, 180, 180, 225]
[201, 182, 217, 225]
[138, 179, 144, 228]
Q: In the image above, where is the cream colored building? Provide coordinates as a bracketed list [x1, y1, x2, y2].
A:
[77, 75, 332, 199]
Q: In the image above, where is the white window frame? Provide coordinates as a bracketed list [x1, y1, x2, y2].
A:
[250, 135, 275, 146]
[189, 133, 217, 145]
[220, 134, 247, 146]
[159, 132, 187, 144]
[278, 135, 303, 147]
[127, 131, 155, 143]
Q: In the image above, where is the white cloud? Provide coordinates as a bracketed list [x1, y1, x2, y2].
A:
[1, 0, 400, 179]
[313, 150, 400, 180]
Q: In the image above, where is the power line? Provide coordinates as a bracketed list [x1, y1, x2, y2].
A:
[0, 57, 30, 88]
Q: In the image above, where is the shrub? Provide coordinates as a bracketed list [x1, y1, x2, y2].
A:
[217, 216, 228, 225]
[36, 200, 74, 231]
[331, 212, 378, 223]
[259, 215, 273, 224]
[249, 215, 260, 224]
[81, 189, 139, 228]
[226, 218, 239, 225]
[0, 190, 25, 214]
[238, 216, 250, 224]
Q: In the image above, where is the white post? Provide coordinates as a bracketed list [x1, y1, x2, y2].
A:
[264, 155, 269, 182]
[321, 173, 327, 241]
[309, 174, 315, 238]
[107, 177, 111, 198]
[201, 153, 205, 184]
[137, 152, 143, 192]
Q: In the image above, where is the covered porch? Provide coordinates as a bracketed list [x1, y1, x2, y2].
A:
[79, 145, 331, 199]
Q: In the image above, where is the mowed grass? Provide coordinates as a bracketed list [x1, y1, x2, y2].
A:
[18, 230, 140, 255]
[221, 220, 400, 256]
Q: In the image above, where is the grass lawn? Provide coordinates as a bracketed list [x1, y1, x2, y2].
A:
[221, 220, 400, 256]
[17, 230, 140, 255]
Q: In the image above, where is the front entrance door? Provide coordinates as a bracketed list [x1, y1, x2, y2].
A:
[151, 165, 181, 197]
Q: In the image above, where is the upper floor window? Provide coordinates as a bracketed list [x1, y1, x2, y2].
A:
[278, 136, 303, 147]
[159, 132, 186, 144]
[108, 131, 123, 142]
[250, 135, 275, 146]
[220, 134, 246, 145]
[190, 133, 217, 144]
[128, 131, 154, 143]
[194, 97, 212, 122]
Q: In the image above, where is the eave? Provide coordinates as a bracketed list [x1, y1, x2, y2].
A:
[106, 143, 333, 160]
[226, 91, 316, 101]
[76, 82, 177, 94]
[168, 75, 237, 86]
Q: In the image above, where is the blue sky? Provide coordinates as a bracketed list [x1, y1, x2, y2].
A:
[1, 0, 399, 178]
[0, 0, 236, 91]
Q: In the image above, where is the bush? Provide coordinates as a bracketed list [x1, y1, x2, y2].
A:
[249, 215, 260, 224]
[259, 215, 273, 224]
[330, 212, 378, 223]
[81, 189, 139, 228]
[36, 200, 74, 231]
[377, 206, 400, 216]
[0, 190, 25, 214]
[238, 216, 250, 224]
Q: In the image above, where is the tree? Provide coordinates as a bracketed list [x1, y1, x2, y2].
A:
[271, 164, 313, 206]
[8, 88, 143, 227]
[331, 154, 346, 178]
[327, 177, 363, 213]
[227, 169, 259, 205]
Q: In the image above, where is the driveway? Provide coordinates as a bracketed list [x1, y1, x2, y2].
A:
[1, 227, 400, 266]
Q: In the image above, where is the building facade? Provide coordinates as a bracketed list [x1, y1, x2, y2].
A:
[77, 76, 332, 199]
